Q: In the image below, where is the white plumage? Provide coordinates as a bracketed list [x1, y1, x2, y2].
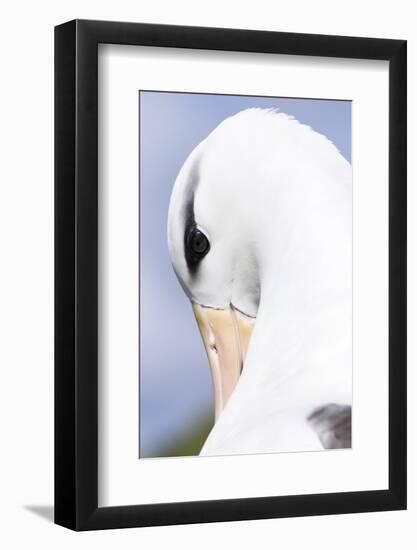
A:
[168, 108, 352, 456]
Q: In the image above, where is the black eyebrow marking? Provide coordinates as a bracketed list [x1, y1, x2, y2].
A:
[182, 159, 203, 276]
[184, 195, 199, 275]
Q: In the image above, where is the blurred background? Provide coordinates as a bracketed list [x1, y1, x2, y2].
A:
[139, 91, 351, 458]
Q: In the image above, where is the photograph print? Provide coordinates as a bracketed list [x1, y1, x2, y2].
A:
[139, 91, 352, 459]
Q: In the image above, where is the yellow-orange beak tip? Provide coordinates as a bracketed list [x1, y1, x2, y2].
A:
[192, 303, 255, 422]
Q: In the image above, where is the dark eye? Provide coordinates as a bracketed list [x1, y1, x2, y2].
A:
[187, 226, 210, 259]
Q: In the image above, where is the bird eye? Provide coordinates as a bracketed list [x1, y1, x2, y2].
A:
[187, 226, 210, 259]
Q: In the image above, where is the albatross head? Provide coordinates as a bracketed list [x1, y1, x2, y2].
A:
[167, 108, 351, 423]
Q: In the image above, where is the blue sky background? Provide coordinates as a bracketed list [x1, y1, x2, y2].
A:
[139, 91, 351, 458]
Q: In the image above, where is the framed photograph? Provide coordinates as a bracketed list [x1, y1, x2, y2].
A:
[55, 19, 406, 530]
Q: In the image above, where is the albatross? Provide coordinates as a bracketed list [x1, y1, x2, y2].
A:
[167, 108, 352, 456]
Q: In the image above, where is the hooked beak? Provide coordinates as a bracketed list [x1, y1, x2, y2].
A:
[192, 303, 255, 421]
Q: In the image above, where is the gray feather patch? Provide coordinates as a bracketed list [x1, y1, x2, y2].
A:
[308, 404, 351, 449]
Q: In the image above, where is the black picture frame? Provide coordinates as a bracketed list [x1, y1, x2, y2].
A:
[55, 19, 407, 531]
